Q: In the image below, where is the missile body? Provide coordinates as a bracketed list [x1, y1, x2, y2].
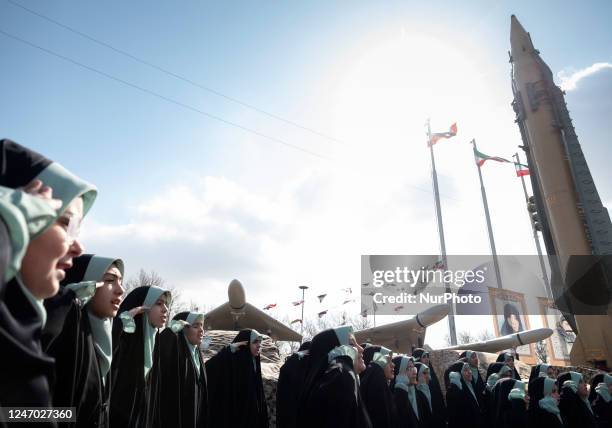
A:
[510, 16, 612, 366]
[440, 328, 553, 354]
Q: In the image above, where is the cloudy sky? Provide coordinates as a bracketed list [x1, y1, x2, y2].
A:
[1, 0, 610, 347]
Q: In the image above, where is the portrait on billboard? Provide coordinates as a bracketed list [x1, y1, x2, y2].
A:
[538, 297, 574, 365]
[489, 287, 533, 359]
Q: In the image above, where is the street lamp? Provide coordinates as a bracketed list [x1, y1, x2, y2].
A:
[298, 285, 309, 339]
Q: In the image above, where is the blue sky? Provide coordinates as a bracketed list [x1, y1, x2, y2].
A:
[1, 0, 611, 346]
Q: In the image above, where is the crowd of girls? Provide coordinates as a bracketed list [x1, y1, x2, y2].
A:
[278, 328, 611, 428]
[0, 138, 610, 428]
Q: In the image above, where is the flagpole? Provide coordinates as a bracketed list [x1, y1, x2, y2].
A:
[427, 119, 457, 346]
[471, 139, 503, 289]
[299, 285, 308, 340]
[513, 152, 551, 295]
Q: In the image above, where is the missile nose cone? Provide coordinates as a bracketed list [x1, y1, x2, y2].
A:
[228, 279, 246, 309]
[418, 304, 449, 326]
[510, 15, 535, 58]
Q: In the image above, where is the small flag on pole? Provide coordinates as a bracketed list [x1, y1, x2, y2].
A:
[341, 287, 352, 294]
[342, 299, 354, 305]
[429, 122, 458, 146]
[263, 303, 277, 310]
[514, 163, 530, 177]
[317, 294, 327, 303]
[318, 310, 328, 318]
[292, 300, 304, 306]
[473, 147, 511, 167]
[290, 319, 302, 324]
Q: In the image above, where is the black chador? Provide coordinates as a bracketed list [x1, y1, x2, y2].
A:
[110, 286, 170, 428]
[492, 378, 527, 428]
[359, 346, 396, 428]
[495, 352, 521, 380]
[458, 351, 485, 405]
[557, 371, 597, 428]
[414, 362, 445, 428]
[0, 139, 96, 416]
[205, 329, 269, 428]
[589, 373, 612, 428]
[43, 255, 122, 428]
[413, 348, 446, 424]
[158, 311, 209, 428]
[276, 341, 311, 428]
[527, 377, 564, 428]
[297, 327, 371, 428]
[445, 363, 485, 428]
[483, 362, 511, 427]
[392, 356, 421, 428]
[529, 363, 551, 384]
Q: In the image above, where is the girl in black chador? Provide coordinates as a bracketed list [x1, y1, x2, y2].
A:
[527, 376, 564, 428]
[110, 286, 171, 428]
[276, 341, 311, 428]
[588, 373, 612, 428]
[557, 371, 597, 428]
[392, 355, 422, 428]
[0, 139, 97, 416]
[413, 348, 446, 424]
[359, 346, 396, 428]
[492, 377, 528, 428]
[158, 311, 209, 428]
[297, 326, 371, 428]
[445, 363, 485, 428]
[495, 351, 521, 380]
[205, 328, 269, 428]
[44, 254, 124, 428]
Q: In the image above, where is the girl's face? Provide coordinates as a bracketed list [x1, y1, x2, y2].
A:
[20, 198, 84, 299]
[551, 385, 560, 403]
[148, 294, 169, 328]
[349, 335, 366, 374]
[547, 367, 555, 378]
[383, 355, 395, 380]
[185, 320, 204, 346]
[463, 365, 473, 382]
[408, 365, 418, 385]
[89, 265, 124, 318]
[423, 370, 431, 384]
[506, 356, 515, 368]
[250, 339, 261, 357]
[470, 353, 479, 367]
[420, 354, 430, 366]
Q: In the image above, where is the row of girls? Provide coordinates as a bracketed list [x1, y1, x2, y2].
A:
[276, 326, 612, 428]
[0, 139, 272, 428]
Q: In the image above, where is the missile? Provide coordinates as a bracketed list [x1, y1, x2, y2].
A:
[228, 279, 246, 313]
[510, 16, 612, 365]
[354, 304, 448, 353]
[440, 327, 553, 353]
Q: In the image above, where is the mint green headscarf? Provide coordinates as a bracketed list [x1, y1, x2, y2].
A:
[333, 325, 353, 346]
[462, 363, 478, 402]
[82, 256, 124, 382]
[35, 162, 97, 217]
[0, 186, 59, 282]
[540, 377, 563, 423]
[142, 286, 170, 378]
[465, 351, 480, 383]
[182, 312, 205, 377]
[372, 346, 392, 370]
[595, 382, 611, 403]
[416, 364, 432, 411]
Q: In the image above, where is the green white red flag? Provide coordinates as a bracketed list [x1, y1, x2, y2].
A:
[428, 122, 458, 146]
[514, 163, 530, 177]
[473, 147, 511, 167]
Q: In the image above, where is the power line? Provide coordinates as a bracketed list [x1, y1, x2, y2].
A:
[0, 28, 333, 161]
[5, 0, 346, 145]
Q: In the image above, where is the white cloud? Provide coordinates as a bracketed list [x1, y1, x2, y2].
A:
[558, 62, 612, 92]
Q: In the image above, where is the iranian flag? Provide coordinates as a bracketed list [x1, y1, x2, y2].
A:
[515, 163, 530, 177]
[473, 147, 511, 167]
[429, 122, 458, 146]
